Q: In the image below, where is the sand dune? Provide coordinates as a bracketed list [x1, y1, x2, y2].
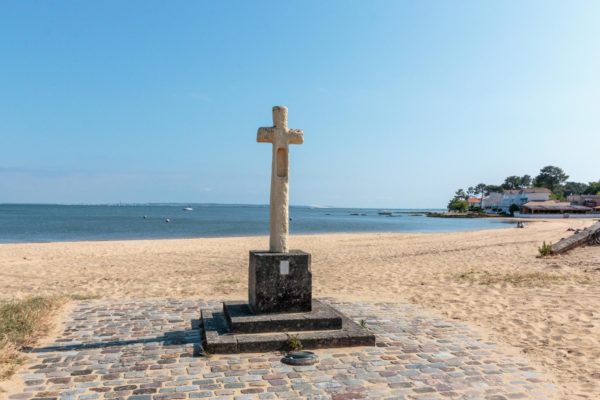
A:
[1, 219, 599, 398]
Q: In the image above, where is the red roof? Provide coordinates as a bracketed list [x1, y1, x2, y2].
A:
[467, 197, 481, 204]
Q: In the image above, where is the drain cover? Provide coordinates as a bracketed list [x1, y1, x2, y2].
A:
[281, 351, 319, 366]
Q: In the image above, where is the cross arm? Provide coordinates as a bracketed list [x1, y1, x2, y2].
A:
[288, 129, 304, 145]
[257, 127, 274, 143]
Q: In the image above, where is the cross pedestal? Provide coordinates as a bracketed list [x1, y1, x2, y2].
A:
[248, 250, 311, 314]
[200, 106, 375, 353]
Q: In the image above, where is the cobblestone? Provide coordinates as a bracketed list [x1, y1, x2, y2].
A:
[7, 299, 557, 399]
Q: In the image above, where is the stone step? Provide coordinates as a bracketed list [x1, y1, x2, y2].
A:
[201, 301, 376, 354]
[223, 300, 342, 334]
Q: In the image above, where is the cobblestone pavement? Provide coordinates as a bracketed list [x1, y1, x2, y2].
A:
[8, 299, 556, 400]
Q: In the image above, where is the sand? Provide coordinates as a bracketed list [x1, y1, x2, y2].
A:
[1, 218, 599, 398]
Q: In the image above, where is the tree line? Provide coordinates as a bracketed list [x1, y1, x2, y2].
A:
[447, 165, 600, 212]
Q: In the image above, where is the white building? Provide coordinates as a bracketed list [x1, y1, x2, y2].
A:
[481, 192, 503, 210]
[483, 188, 551, 213]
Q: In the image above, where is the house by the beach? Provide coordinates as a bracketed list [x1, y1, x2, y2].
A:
[482, 188, 551, 213]
[467, 197, 481, 208]
[519, 200, 592, 215]
[481, 192, 503, 210]
[567, 194, 600, 208]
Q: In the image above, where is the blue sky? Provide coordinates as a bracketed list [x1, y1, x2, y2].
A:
[1, 1, 599, 208]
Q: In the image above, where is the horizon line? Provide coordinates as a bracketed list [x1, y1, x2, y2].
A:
[0, 202, 442, 210]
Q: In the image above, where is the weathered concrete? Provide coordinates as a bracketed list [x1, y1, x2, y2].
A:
[248, 250, 311, 314]
[551, 221, 600, 254]
[223, 300, 342, 334]
[257, 106, 303, 253]
[202, 299, 369, 353]
[201, 307, 374, 354]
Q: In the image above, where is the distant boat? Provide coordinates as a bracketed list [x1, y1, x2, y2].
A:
[182, 207, 193, 211]
[165, 218, 171, 223]
[378, 211, 393, 216]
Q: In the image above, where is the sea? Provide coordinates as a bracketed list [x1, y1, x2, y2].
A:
[0, 204, 511, 244]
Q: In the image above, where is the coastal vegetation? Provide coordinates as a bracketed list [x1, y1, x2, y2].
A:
[454, 270, 583, 286]
[448, 165, 600, 212]
[285, 334, 302, 352]
[427, 210, 492, 218]
[538, 241, 553, 257]
[446, 197, 468, 213]
[0, 297, 64, 383]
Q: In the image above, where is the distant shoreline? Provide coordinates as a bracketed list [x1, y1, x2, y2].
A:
[0, 202, 444, 211]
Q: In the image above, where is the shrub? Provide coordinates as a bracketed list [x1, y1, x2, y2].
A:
[0, 297, 64, 382]
[285, 334, 302, 352]
[509, 203, 520, 216]
[538, 241, 553, 257]
[448, 198, 468, 212]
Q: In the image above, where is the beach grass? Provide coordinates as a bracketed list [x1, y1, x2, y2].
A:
[538, 241, 553, 257]
[68, 293, 101, 301]
[455, 270, 586, 286]
[0, 297, 65, 382]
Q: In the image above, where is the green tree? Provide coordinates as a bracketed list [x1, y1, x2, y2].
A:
[508, 203, 520, 216]
[502, 175, 532, 190]
[448, 198, 468, 212]
[502, 176, 522, 190]
[454, 189, 467, 200]
[563, 182, 589, 196]
[485, 184, 504, 194]
[474, 183, 487, 206]
[533, 166, 569, 194]
[583, 181, 600, 195]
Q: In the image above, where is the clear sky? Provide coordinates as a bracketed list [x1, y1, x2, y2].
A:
[1, 1, 599, 208]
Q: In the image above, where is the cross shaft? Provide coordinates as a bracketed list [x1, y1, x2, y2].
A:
[257, 106, 304, 253]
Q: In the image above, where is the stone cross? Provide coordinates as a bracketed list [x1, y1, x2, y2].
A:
[257, 106, 303, 253]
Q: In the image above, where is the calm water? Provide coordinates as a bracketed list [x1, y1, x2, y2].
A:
[0, 204, 511, 243]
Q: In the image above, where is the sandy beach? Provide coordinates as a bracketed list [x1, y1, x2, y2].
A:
[1, 219, 599, 398]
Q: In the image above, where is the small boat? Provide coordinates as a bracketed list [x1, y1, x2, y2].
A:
[165, 218, 171, 223]
[182, 207, 193, 211]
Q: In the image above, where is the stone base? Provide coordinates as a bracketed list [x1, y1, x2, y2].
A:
[223, 300, 342, 334]
[201, 299, 376, 354]
[248, 250, 311, 314]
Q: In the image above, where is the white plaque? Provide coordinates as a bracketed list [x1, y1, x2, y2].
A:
[279, 260, 290, 275]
